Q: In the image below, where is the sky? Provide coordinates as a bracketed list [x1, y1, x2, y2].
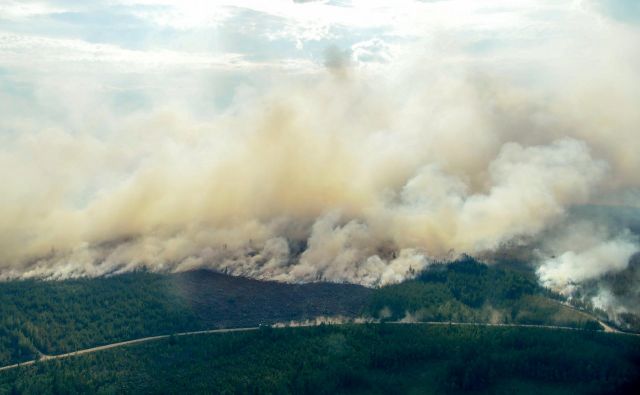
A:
[1, 0, 640, 316]
[0, 0, 638, 121]
[0, 0, 634, 114]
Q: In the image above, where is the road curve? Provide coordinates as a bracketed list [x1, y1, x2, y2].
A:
[553, 300, 620, 333]
[0, 320, 636, 373]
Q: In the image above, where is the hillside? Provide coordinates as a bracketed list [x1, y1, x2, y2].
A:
[369, 257, 602, 330]
[0, 258, 607, 367]
[0, 271, 371, 366]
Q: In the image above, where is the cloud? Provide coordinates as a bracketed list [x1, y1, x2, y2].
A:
[0, 31, 316, 72]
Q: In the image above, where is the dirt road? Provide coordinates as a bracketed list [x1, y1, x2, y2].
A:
[2, 319, 636, 373]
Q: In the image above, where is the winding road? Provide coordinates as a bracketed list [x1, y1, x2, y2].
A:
[0, 319, 634, 373]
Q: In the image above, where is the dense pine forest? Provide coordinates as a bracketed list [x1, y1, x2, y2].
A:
[0, 271, 370, 366]
[369, 258, 602, 329]
[1, 324, 638, 394]
[0, 258, 608, 367]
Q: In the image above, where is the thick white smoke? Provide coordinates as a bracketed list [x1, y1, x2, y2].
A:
[0, 1, 639, 306]
[0, 97, 632, 286]
[536, 223, 639, 293]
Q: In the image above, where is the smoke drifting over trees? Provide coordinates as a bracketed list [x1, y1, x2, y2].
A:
[0, 1, 639, 315]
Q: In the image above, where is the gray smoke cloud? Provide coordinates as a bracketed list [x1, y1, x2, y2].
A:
[536, 222, 639, 292]
[0, 1, 639, 318]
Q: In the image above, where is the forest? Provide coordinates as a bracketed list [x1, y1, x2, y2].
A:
[368, 257, 602, 329]
[1, 324, 638, 394]
[0, 257, 606, 367]
[0, 270, 370, 366]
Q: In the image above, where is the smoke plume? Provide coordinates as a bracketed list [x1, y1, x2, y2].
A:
[0, 1, 639, 317]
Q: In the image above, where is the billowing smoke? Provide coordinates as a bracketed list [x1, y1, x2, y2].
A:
[0, 1, 639, 315]
[1, 75, 636, 286]
[537, 222, 639, 291]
